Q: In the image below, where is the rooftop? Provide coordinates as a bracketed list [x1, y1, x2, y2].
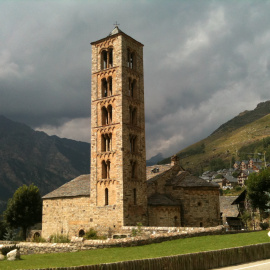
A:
[43, 174, 90, 199]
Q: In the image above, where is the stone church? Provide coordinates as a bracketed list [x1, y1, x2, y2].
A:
[42, 27, 220, 238]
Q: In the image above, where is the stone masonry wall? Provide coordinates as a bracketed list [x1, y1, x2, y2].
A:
[42, 196, 91, 239]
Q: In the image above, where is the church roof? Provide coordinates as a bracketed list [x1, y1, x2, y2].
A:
[91, 26, 143, 46]
[108, 26, 123, 36]
[148, 193, 180, 206]
[42, 174, 90, 199]
[167, 171, 220, 188]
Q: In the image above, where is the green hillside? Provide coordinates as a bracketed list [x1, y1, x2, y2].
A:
[158, 101, 270, 174]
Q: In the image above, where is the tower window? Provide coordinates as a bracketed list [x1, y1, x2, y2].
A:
[108, 48, 113, 68]
[101, 133, 112, 152]
[102, 160, 111, 179]
[130, 160, 137, 179]
[128, 78, 136, 98]
[108, 76, 113, 96]
[101, 77, 112, 98]
[102, 78, 108, 97]
[101, 106, 112, 126]
[133, 188, 137, 205]
[129, 135, 137, 153]
[101, 48, 113, 70]
[101, 50, 107, 70]
[127, 49, 136, 69]
[105, 188, 109, 205]
[129, 106, 137, 125]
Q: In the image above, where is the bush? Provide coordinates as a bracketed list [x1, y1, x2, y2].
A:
[259, 222, 269, 230]
[32, 235, 46, 243]
[0, 245, 18, 256]
[84, 228, 107, 240]
[49, 233, 70, 243]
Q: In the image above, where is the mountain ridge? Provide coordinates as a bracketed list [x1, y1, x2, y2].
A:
[0, 116, 90, 213]
[158, 100, 270, 173]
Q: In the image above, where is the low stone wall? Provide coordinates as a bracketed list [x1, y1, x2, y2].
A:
[19, 242, 270, 270]
[1, 226, 225, 255]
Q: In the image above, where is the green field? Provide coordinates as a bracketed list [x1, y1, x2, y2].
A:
[1, 231, 269, 270]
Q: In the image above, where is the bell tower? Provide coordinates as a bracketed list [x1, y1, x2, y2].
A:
[90, 26, 148, 232]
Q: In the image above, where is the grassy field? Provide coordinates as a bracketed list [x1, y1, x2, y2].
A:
[1, 231, 269, 270]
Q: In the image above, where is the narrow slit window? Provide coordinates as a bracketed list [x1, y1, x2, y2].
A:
[105, 188, 109, 205]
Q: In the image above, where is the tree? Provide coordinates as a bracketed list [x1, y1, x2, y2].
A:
[246, 168, 270, 211]
[3, 184, 42, 240]
[0, 216, 7, 240]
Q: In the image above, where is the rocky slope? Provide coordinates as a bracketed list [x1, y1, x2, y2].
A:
[0, 116, 90, 213]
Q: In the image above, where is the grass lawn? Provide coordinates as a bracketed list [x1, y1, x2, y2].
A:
[1, 231, 269, 270]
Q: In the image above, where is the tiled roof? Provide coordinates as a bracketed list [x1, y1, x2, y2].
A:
[42, 174, 90, 199]
[219, 196, 239, 218]
[148, 193, 179, 206]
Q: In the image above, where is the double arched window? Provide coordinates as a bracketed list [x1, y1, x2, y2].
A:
[129, 134, 137, 153]
[101, 48, 113, 70]
[130, 160, 137, 179]
[102, 160, 111, 179]
[129, 106, 137, 125]
[127, 49, 136, 69]
[101, 133, 112, 152]
[101, 77, 113, 98]
[101, 105, 113, 126]
[128, 78, 136, 98]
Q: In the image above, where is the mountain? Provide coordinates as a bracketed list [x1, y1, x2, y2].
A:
[146, 153, 164, 166]
[0, 116, 90, 213]
[158, 100, 270, 174]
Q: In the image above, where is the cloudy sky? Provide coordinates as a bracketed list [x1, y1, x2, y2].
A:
[1, 1, 270, 159]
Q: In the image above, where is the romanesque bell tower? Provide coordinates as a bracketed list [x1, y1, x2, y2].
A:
[90, 26, 148, 232]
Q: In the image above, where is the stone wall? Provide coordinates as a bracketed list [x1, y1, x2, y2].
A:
[42, 196, 91, 239]
[179, 188, 221, 227]
[3, 226, 224, 256]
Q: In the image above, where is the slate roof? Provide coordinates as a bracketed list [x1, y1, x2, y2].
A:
[109, 26, 123, 36]
[148, 193, 180, 206]
[219, 196, 239, 218]
[167, 171, 220, 188]
[42, 174, 90, 199]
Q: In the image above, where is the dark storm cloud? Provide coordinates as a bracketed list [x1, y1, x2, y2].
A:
[1, 1, 270, 158]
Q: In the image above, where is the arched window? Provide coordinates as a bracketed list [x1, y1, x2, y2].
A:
[101, 48, 113, 70]
[127, 49, 131, 68]
[102, 78, 108, 97]
[131, 160, 137, 179]
[107, 105, 112, 124]
[105, 188, 109, 205]
[101, 107, 108, 125]
[129, 135, 137, 153]
[133, 188, 137, 205]
[129, 107, 137, 125]
[101, 106, 112, 126]
[127, 49, 136, 69]
[101, 50, 107, 70]
[79, 230, 85, 237]
[131, 79, 136, 98]
[33, 232, 40, 239]
[200, 222, 203, 227]
[102, 160, 107, 179]
[108, 76, 113, 96]
[101, 133, 112, 152]
[108, 48, 113, 68]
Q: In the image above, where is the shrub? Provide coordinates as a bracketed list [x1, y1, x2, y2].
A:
[49, 233, 70, 243]
[0, 245, 18, 256]
[32, 235, 46, 243]
[84, 228, 107, 240]
[259, 222, 269, 230]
